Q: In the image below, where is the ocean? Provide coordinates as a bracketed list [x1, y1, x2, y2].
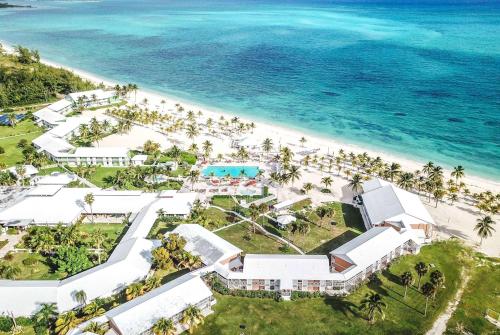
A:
[0, 0, 499, 179]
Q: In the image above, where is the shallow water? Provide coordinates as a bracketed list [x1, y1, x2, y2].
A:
[1, 0, 499, 179]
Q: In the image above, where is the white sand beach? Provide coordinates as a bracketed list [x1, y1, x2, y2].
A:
[3, 42, 498, 256]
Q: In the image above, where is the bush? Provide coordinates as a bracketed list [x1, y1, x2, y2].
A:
[207, 275, 280, 301]
[0, 146, 4, 154]
[22, 254, 39, 266]
[3, 252, 14, 261]
[17, 139, 28, 148]
[290, 291, 325, 300]
[15, 316, 32, 326]
[0, 316, 13, 332]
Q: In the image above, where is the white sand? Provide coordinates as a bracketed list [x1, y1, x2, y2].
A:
[3, 42, 498, 255]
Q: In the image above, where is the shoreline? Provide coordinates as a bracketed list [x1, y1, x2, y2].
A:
[2, 41, 498, 192]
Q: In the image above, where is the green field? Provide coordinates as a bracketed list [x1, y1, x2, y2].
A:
[195, 240, 469, 335]
[0, 119, 43, 167]
[216, 222, 296, 254]
[445, 256, 500, 334]
[2, 252, 65, 280]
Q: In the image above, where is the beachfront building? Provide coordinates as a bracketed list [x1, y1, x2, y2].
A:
[0, 188, 197, 316]
[32, 114, 131, 166]
[68, 89, 118, 108]
[32, 172, 78, 186]
[70, 275, 215, 335]
[358, 178, 435, 244]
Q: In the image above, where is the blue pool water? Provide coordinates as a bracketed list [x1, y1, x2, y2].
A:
[203, 166, 260, 179]
[0, 0, 499, 179]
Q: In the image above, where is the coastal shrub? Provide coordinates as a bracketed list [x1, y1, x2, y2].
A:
[290, 291, 325, 300]
[0, 316, 13, 332]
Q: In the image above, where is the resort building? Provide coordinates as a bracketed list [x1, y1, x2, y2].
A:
[67, 89, 117, 108]
[358, 178, 435, 244]
[0, 189, 197, 316]
[70, 275, 215, 335]
[32, 172, 79, 186]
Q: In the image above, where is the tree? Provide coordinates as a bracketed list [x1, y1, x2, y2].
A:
[54, 311, 77, 335]
[152, 318, 176, 335]
[33, 303, 58, 334]
[51, 246, 92, 275]
[415, 262, 428, 289]
[348, 173, 363, 194]
[262, 138, 273, 157]
[125, 282, 144, 301]
[421, 282, 436, 316]
[397, 172, 415, 191]
[359, 292, 386, 324]
[451, 165, 465, 184]
[433, 188, 446, 207]
[400, 271, 413, 299]
[430, 270, 445, 299]
[248, 204, 260, 234]
[84, 321, 108, 335]
[303, 182, 313, 194]
[152, 247, 173, 270]
[202, 140, 213, 160]
[92, 228, 106, 264]
[474, 216, 495, 245]
[286, 165, 301, 187]
[186, 123, 199, 143]
[181, 305, 204, 334]
[83, 301, 105, 318]
[187, 170, 200, 191]
[84, 193, 95, 224]
[0, 262, 21, 279]
[74, 290, 87, 307]
[299, 136, 307, 147]
[321, 176, 332, 191]
[145, 275, 162, 291]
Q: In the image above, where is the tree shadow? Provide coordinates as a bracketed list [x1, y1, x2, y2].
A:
[324, 296, 360, 318]
[341, 203, 366, 232]
[308, 230, 361, 255]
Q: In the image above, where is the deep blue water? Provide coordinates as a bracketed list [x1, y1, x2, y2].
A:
[0, 0, 499, 179]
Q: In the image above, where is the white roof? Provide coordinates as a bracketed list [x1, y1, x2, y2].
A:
[106, 275, 212, 335]
[330, 227, 411, 276]
[131, 154, 148, 161]
[227, 254, 332, 289]
[33, 108, 66, 125]
[362, 178, 390, 193]
[47, 99, 73, 113]
[6, 164, 39, 177]
[32, 133, 75, 156]
[73, 147, 129, 158]
[171, 224, 241, 265]
[27, 184, 63, 196]
[361, 179, 435, 227]
[277, 214, 296, 226]
[35, 173, 78, 185]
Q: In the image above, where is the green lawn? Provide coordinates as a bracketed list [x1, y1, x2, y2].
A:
[0, 119, 43, 167]
[2, 252, 64, 280]
[199, 207, 238, 231]
[78, 223, 127, 250]
[445, 255, 500, 334]
[195, 240, 469, 335]
[85, 166, 125, 187]
[215, 223, 296, 254]
[0, 240, 8, 249]
[261, 202, 365, 254]
[210, 196, 250, 216]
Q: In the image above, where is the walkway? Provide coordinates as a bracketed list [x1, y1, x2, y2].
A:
[209, 205, 304, 255]
[425, 269, 471, 335]
[0, 231, 26, 257]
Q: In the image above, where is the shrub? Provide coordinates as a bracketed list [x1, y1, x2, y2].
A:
[207, 275, 280, 301]
[17, 139, 28, 148]
[3, 252, 14, 261]
[0, 146, 4, 154]
[15, 316, 32, 326]
[290, 291, 325, 300]
[0, 316, 13, 332]
[22, 254, 39, 266]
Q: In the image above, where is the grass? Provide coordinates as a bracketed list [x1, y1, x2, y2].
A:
[195, 240, 470, 335]
[0, 240, 8, 249]
[199, 207, 238, 231]
[148, 219, 184, 238]
[85, 166, 125, 187]
[210, 196, 250, 216]
[78, 223, 127, 248]
[2, 252, 65, 280]
[215, 223, 296, 254]
[262, 202, 365, 254]
[0, 119, 43, 167]
[445, 255, 500, 334]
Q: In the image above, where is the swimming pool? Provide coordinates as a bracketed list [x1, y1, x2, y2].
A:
[202, 166, 259, 178]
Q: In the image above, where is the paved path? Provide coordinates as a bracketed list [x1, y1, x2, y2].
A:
[209, 205, 304, 255]
[425, 269, 470, 335]
[0, 232, 26, 257]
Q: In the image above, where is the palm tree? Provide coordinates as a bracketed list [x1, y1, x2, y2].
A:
[187, 170, 200, 191]
[83, 301, 105, 318]
[84, 193, 95, 224]
[421, 282, 436, 316]
[33, 303, 58, 331]
[451, 165, 465, 184]
[348, 173, 364, 194]
[262, 138, 273, 158]
[299, 136, 307, 147]
[447, 193, 459, 205]
[202, 140, 213, 160]
[430, 270, 445, 299]
[397, 172, 415, 191]
[186, 123, 199, 143]
[181, 305, 204, 334]
[249, 204, 260, 234]
[125, 282, 144, 301]
[84, 321, 108, 335]
[286, 165, 301, 188]
[415, 262, 428, 289]
[152, 318, 176, 335]
[386, 162, 401, 182]
[145, 275, 162, 291]
[400, 271, 413, 299]
[7, 113, 17, 127]
[54, 311, 77, 335]
[359, 292, 387, 324]
[321, 176, 332, 191]
[74, 290, 87, 307]
[474, 216, 495, 245]
[422, 161, 434, 176]
[433, 188, 446, 207]
[92, 228, 106, 264]
[0, 263, 21, 279]
[303, 182, 313, 194]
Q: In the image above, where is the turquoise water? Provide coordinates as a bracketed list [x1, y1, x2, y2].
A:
[0, 0, 499, 179]
[202, 166, 259, 178]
